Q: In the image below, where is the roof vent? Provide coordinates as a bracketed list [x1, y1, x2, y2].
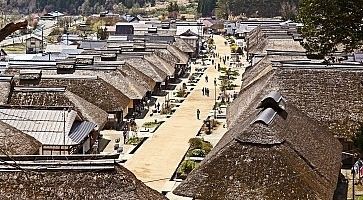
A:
[252, 108, 277, 125]
[257, 91, 283, 110]
[253, 91, 288, 125]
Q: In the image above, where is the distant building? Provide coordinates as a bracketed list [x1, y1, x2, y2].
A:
[25, 35, 43, 54]
[116, 23, 134, 35]
[40, 11, 65, 20]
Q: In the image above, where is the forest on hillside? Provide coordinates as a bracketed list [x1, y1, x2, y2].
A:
[0, 0, 156, 15]
[198, 0, 299, 19]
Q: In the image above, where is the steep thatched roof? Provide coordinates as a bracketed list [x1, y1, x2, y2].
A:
[144, 53, 175, 77]
[0, 159, 166, 200]
[65, 91, 108, 130]
[174, 99, 342, 200]
[125, 57, 167, 83]
[0, 120, 41, 155]
[167, 45, 189, 64]
[232, 62, 363, 138]
[13, 77, 131, 113]
[8, 89, 73, 107]
[120, 63, 156, 92]
[73, 69, 146, 100]
[154, 49, 179, 67]
[7, 88, 108, 131]
[174, 38, 195, 53]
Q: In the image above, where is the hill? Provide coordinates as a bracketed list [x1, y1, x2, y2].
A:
[1, 0, 156, 14]
[198, 0, 299, 18]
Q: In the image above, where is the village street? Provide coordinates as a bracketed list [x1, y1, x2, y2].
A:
[125, 35, 235, 192]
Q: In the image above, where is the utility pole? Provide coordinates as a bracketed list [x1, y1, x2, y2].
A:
[353, 154, 357, 200]
[41, 26, 44, 52]
[214, 78, 217, 119]
[63, 108, 66, 155]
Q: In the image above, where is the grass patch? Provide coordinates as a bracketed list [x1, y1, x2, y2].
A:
[142, 121, 162, 128]
[126, 136, 143, 145]
[3, 43, 26, 53]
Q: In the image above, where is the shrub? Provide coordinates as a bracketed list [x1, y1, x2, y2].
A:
[188, 149, 206, 157]
[176, 88, 187, 97]
[188, 138, 213, 155]
[189, 138, 203, 150]
[126, 137, 142, 145]
[202, 141, 213, 154]
[177, 160, 196, 175]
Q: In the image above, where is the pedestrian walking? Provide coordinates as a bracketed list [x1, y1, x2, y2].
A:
[197, 109, 201, 120]
[202, 87, 205, 96]
[206, 88, 209, 97]
[205, 75, 208, 83]
[157, 102, 160, 111]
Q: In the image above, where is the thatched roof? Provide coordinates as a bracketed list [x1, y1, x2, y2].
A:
[16, 77, 131, 113]
[7, 88, 108, 131]
[0, 81, 11, 105]
[251, 39, 305, 54]
[174, 99, 342, 200]
[144, 53, 175, 76]
[174, 38, 195, 53]
[0, 159, 166, 200]
[65, 91, 108, 131]
[0, 120, 41, 155]
[167, 45, 189, 64]
[154, 49, 179, 67]
[233, 62, 363, 138]
[125, 57, 167, 83]
[120, 63, 156, 92]
[73, 69, 146, 100]
[8, 89, 73, 107]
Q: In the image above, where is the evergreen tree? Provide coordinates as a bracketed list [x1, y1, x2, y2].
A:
[215, 0, 229, 19]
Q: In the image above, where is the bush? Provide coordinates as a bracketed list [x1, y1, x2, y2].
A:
[188, 138, 213, 155]
[142, 121, 161, 128]
[126, 137, 142, 145]
[202, 141, 213, 154]
[177, 160, 196, 175]
[176, 88, 187, 97]
[189, 138, 203, 150]
[188, 149, 206, 157]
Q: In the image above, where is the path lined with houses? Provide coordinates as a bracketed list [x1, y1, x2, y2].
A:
[125, 35, 231, 192]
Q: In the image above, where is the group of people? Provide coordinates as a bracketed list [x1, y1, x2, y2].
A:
[202, 87, 210, 97]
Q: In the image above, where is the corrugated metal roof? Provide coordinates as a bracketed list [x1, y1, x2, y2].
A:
[0, 109, 84, 145]
[69, 121, 96, 143]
